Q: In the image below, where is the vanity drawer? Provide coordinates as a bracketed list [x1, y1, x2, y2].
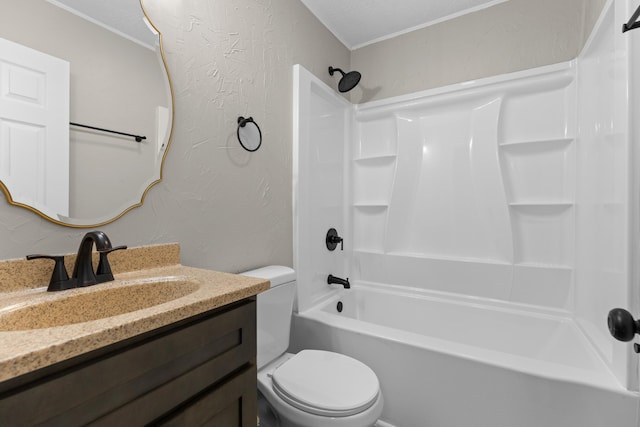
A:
[0, 298, 257, 426]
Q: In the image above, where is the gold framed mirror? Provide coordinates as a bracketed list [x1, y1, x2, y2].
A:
[0, 0, 174, 227]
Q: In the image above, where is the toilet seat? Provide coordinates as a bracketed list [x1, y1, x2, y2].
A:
[271, 350, 380, 417]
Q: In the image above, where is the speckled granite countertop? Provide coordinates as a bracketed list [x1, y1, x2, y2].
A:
[0, 244, 269, 382]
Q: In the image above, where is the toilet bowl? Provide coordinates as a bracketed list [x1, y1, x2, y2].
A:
[258, 351, 383, 427]
[242, 266, 383, 427]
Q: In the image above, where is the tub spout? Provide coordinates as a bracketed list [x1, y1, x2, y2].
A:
[328, 274, 350, 289]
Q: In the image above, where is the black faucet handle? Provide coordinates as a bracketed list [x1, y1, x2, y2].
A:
[26, 254, 76, 291]
[326, 228, 344, 251]
[96, 245, 127, 283]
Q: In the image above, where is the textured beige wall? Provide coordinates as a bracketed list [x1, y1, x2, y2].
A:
[0, 0, 608, 274]
[0, 0, 349, 272]
[350, 0, 608, 103]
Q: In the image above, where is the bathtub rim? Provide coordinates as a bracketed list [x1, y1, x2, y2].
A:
[294, 281, 634, 396]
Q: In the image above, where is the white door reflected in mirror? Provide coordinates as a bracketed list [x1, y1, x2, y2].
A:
[0, 37, 70, 219]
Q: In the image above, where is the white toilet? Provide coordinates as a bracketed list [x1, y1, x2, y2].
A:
[242, 266, 383, 427]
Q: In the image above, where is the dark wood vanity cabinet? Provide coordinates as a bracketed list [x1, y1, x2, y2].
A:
[0, 298, 257, 426]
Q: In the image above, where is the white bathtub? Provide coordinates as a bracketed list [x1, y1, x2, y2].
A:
[290, 283, 638, 427]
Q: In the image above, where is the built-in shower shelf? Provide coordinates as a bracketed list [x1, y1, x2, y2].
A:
[354, 251, 572, 269]
[509, 202, 573, 208]
[384, 251, 512, 265]
[514, 262, 572, 270]
[353, 154, 397, 163]
[499, 137, 574, 148]
[353, 203, 389, 209]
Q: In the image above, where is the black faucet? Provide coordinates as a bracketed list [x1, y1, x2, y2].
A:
[71, 231, 125, 287]
[27, 231, 126, 291]
[327, 274, 350, 289]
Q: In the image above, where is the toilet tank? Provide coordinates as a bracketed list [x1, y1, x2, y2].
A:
[241, 265, 296, 369]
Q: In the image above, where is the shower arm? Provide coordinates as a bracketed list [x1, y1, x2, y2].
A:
[623, 4, 640, 33]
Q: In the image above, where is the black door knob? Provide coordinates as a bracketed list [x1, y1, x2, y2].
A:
[607, 308, 640, 342]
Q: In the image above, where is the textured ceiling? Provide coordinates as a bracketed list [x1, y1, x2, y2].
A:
[47, 0, 508, 51]
[299, 0, 509, 49]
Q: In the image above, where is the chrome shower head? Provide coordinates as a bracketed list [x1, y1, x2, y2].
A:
[329, 66, 361, 93]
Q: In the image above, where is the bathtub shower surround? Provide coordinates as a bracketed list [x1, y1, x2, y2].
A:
[293, 47, 586, 316]
[351, 64, 577, 307]
[292, 1, 640, 426]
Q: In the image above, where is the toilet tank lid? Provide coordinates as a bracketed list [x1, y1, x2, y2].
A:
[241, 265, 296, 288]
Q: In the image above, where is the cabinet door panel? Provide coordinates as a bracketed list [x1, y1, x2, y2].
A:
[157, 365, 257, 427]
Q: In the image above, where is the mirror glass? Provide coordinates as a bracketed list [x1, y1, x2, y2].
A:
[0, 0, 173, 227]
